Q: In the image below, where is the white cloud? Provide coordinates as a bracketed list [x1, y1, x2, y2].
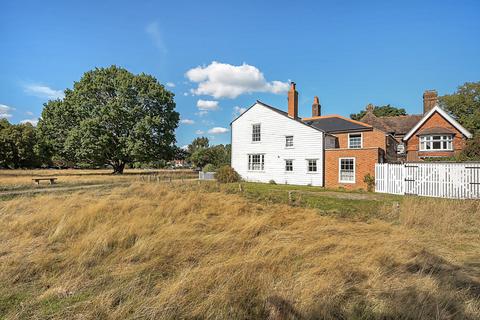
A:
[0, 104, 13, 119]
[183, 92, 189, 96]
[233, 106, 247, 117]
[20, 118, 39, 126]
[25, 111, 34, 116]
[185, 61, 289, 99]
[146, 21, 166, 53]
[24, 84, 64, 100]
[195, 129, 205, 135]
[196, 99, 219, 111]
[181, 145, 189, 150]
[208, 127, 229, 134]
[180, 118, 195, 125]
[166, 82, 175, 88]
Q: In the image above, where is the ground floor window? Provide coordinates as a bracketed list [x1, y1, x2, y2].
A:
[307, 159, 317, 172]
[248, 154, 264, 171]
[285, 159, 293, 171]
[419, 135, 453, 151]
[339, 158, 355, 183]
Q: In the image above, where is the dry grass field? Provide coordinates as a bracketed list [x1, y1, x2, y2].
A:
[0, 169, 197, 192]
[0, 177, 479, 319]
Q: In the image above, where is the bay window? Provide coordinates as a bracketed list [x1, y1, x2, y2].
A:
[419, 135, 453, 151]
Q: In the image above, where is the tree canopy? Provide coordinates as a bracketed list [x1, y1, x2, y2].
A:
[0, 119, 40, 168]
[439, 81, 480, 135]
[186, 137, 230, 169]
[37, 66, 179, 173]
[350, 104, 407, 120]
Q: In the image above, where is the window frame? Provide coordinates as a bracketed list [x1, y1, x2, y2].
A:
[419, 134, 453, 151]
[285, 159, 293, 172]
[348, 133, 363, 149]
[338, 157, 356, 184]
[248, 154, 264, 171]
[307, 159, 318, 173]
[285, 135, 294, 148]
[251, 123, 261, 142]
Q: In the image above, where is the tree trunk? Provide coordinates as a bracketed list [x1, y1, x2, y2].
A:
[112, 162, 125, 174]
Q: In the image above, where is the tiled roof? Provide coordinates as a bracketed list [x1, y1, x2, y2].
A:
[303, 116, 372, 133]
[360, 112, 423, 135]
[416, 126, 456, 135]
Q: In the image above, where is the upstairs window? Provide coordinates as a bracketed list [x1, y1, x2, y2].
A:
[307, 159, 317, 172]
[285, 136, 293, 147]
[252, 124, 261, 142]
[285, 159, 293, 172]
[248, 154, 264, 171]
[419, 135, 453, 151]
[339, 158, 355, 183]
[348, 133, 362, 149]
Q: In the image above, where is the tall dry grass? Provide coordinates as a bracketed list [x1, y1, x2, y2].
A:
[0, 183, 479, 319]
[0, 169, 196, 191]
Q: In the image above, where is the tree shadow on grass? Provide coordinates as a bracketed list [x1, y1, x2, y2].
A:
[266, 250, 479, 320]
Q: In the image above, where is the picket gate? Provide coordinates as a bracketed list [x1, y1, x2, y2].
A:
[375, 162, 480, 199]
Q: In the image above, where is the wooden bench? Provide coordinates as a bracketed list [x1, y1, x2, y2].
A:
[32, 177, 58, 185]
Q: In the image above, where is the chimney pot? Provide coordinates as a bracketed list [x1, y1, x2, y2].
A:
[366, 103, 375, 113]
[288, 82, 298, 118]
[423, 90, 438, 114]
[312, 96, 321, 117]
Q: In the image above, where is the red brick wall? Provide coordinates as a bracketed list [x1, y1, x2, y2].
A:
[324, 148, 381, 190]
[405, 112, 467, 161]
[334, 129, 386, 149]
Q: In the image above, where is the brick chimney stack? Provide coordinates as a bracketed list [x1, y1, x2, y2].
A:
[312, 96, 321, 117]
[288, 82, 298, 118]
[423, 90, 438, 114]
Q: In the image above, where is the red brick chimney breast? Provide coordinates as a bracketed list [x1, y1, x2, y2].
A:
[312, 96, 321, 117]
[288, 82, 298, 118]
[423, 90, 438, 114]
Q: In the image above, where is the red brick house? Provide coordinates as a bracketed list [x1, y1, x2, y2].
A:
[361, 90, 472, 162]
[303, 102, 396, 190]
[302, 90, 472, 190]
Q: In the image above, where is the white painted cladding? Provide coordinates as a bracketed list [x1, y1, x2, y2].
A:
[231, 103, 324, 186]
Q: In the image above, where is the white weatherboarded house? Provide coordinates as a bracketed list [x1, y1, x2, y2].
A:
[231, 83, 327, 186]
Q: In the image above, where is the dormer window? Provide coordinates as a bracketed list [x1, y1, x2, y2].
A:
[348, 133, 362, 149]
[252, 124, 261, 142]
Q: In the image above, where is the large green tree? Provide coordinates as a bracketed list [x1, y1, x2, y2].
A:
[189, 144, 231, 169]
[350, 104, 407, 120]
[37, 66, 179, 173]
[439, 81, 480, 135]
[0, 120, 39, 168]
[187, 137, 209, 155]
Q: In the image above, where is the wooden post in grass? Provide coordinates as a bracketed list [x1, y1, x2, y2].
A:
[288, 191, 293, 205]
[239, 183, 243, 192]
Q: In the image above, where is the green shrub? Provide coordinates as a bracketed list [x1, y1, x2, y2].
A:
[363, 173, 375, 192]
[214, 166, 241, 183]
[203, 163, 216, 172]
[269, 179, 276, 184]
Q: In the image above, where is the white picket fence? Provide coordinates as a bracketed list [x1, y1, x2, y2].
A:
[375, 162, 480, 199]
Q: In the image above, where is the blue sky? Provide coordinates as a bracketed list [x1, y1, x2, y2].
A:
[1, 0, 479, 147]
